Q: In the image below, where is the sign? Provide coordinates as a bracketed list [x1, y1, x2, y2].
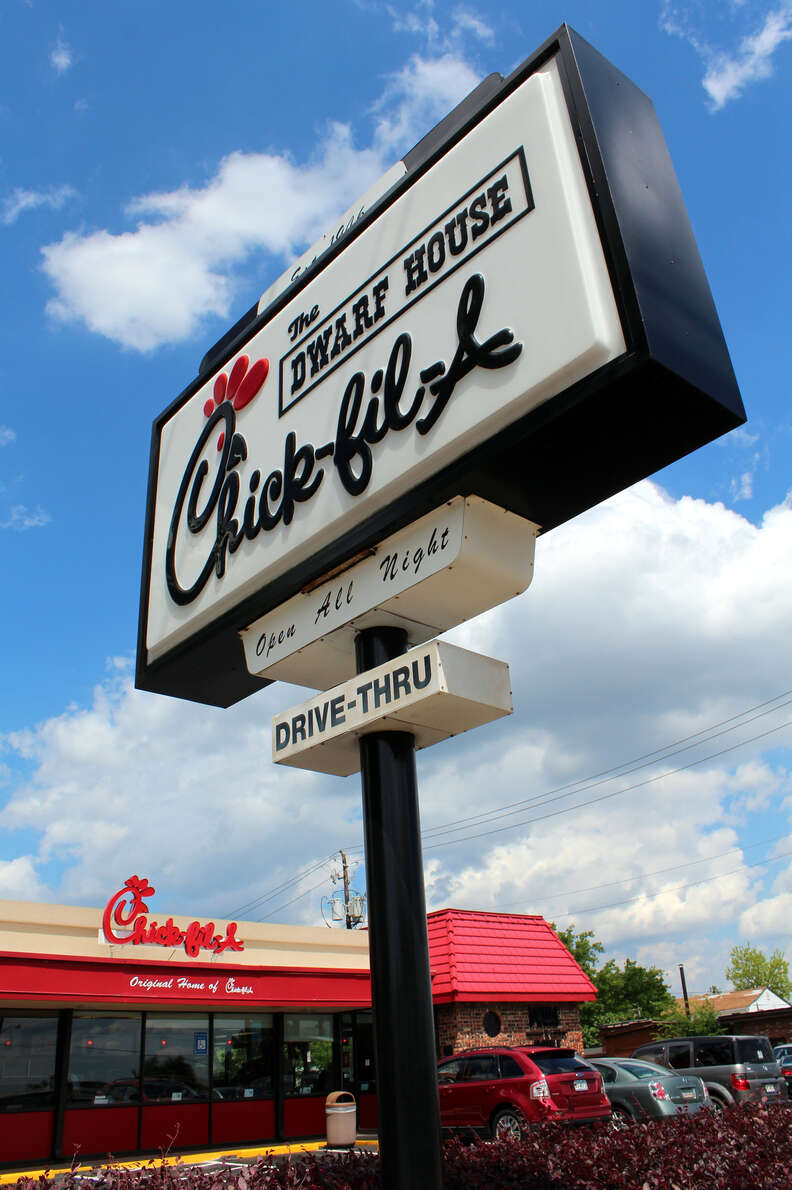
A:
[101, 874, 244, 959]
[272, 640, 512, 776]
[241, 496, 538, 689]
[137, 26, 745, 707]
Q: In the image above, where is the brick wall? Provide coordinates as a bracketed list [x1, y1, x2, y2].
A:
[435, 1002, 583, 1055]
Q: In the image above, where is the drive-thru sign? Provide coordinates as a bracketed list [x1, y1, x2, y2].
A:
[136, 25, 745, 1190]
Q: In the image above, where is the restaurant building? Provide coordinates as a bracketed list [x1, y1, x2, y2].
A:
[0, 878, 595, 1167]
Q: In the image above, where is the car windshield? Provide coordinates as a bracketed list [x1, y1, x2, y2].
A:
[736, 1038, 774, 1063]
[613, 1060, 672, 1081]
[529, 1050, 591, 1074]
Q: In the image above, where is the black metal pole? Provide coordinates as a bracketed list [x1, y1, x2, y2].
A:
[679, 964, 691, 1018]
[355, 625, 443, 1190]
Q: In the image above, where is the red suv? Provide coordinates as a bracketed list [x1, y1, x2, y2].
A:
[437, 1046, 611, 1137]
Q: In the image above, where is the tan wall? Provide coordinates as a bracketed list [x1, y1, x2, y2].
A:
[0, 897, 370, 972]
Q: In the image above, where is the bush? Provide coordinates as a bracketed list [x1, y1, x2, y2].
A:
[11, 1102, 792, 1190]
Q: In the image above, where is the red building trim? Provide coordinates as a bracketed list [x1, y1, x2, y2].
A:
[0, 951, 371, 1009]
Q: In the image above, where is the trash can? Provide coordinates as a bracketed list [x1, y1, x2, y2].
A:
[325, 1090, 357, 1148]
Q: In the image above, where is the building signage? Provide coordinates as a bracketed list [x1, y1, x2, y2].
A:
[101, 874, 244, 959]
[241, 496, 538, 689]
[137, 27, 744, 706]
[272, 640, 512, 776]
[127, 974, 253, 997]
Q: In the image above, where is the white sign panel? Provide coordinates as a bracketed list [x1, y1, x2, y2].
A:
[145, 55, 624, 667]
[240, 496, 538, 690]
[272, 640, 512, 776]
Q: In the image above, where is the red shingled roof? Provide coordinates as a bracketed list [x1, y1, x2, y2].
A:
[427, 908, 596, 1004]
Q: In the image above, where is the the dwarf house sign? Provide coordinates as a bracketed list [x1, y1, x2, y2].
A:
[136, 26, 744, 708]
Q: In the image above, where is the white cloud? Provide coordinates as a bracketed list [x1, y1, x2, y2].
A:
[40, 54, 479, 352]
[660, 2, 792, 109]
[385, 1, 493, 50]
[452, 9, 495, 45]
[0, 857, 47, 900]
[2, 482, 791, 990]
[740, 890, 792, 937]
[2, 185, 75, 227]
[0, 504, 51, 531]
[1, 663, 343, 915]
[387, 4, 440, 41]
[704, 6, 792, 107]
[50, 37, 73, 75]
[0, 426, 15, 447]
[731, 470, 754, 501]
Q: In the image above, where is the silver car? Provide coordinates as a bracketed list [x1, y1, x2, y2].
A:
[632, 1035, 786, 1110]
[589, 1057, 710, 1125]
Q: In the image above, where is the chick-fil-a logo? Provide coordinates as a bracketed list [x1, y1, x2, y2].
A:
[102, 874, 244, 959]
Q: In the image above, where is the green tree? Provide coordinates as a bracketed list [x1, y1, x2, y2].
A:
[554, 923, 676, 1047]
[656, 1003, 724, 1038]
[725, 943, 792, 1000]
[552, 923, 604, 979]
[580, 959, 675, 1046]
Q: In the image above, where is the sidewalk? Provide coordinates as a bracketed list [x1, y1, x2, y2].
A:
[0, 1136, 379, 1185]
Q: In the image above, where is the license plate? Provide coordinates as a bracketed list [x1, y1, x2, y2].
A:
[681, 1089, 695, 1100]
[573, 1079, 588, 1091]
[765, 1084, 778, 1094]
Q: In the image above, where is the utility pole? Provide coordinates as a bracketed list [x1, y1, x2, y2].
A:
[679, 964, 691, 1017]
[322, 851, 366, 929]
[339, 850, 352, 930]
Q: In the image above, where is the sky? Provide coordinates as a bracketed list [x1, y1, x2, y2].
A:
[1, 0, 791, 1001]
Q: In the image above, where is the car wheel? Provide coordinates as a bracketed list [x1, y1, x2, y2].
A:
[609, 1106, 633, 1130]
[708, 1095, 726, 1113]
[491, 1106, 526, 1139]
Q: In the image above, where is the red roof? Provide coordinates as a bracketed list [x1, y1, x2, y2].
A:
[426, 908, 596, 1004]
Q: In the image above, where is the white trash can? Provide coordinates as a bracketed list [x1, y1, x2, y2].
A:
[325, 1090, 357, 1148]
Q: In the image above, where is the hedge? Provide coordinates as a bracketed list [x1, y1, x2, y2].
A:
[12, 1102, 792, 1190]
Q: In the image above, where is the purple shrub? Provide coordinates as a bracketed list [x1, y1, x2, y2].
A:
[10, 1103, 792, 1190]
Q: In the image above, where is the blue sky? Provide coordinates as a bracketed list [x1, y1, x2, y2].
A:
[1, 0, 791, 996]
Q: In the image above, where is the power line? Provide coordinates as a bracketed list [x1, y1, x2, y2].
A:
[220, 690, 792, 921]
[257, 874, 336, 922]
[548, 845, 792, 923]
[222, 853, 336, 920]
[493, 832, 792, 910]
[422, 716, 792, 851]
[421, 693, 792, 844]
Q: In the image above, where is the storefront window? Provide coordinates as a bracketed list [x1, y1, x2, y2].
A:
[340, 1014, 354, 1092]
[213, 1015, 274, 1100]
[355, 1012, 376, 1093]
[67, 1014, 142, 1105]
[282, 1014, 333, 1097]
[0, 1016, 58, 1111]
[143, 1015, 209, 1102]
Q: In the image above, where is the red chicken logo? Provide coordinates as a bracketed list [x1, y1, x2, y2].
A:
[203, 353, 269, 450]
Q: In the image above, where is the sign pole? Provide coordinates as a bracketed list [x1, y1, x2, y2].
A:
[355, 625, 443, 1190]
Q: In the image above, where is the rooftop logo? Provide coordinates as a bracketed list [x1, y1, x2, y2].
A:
[101, 874, 244, 959]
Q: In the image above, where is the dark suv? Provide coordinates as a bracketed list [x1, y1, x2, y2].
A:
[437, 1046, 611, 1137]
[631, 1035, 786, 1110]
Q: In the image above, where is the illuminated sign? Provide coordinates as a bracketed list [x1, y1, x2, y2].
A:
[137, 27, 744, 708]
